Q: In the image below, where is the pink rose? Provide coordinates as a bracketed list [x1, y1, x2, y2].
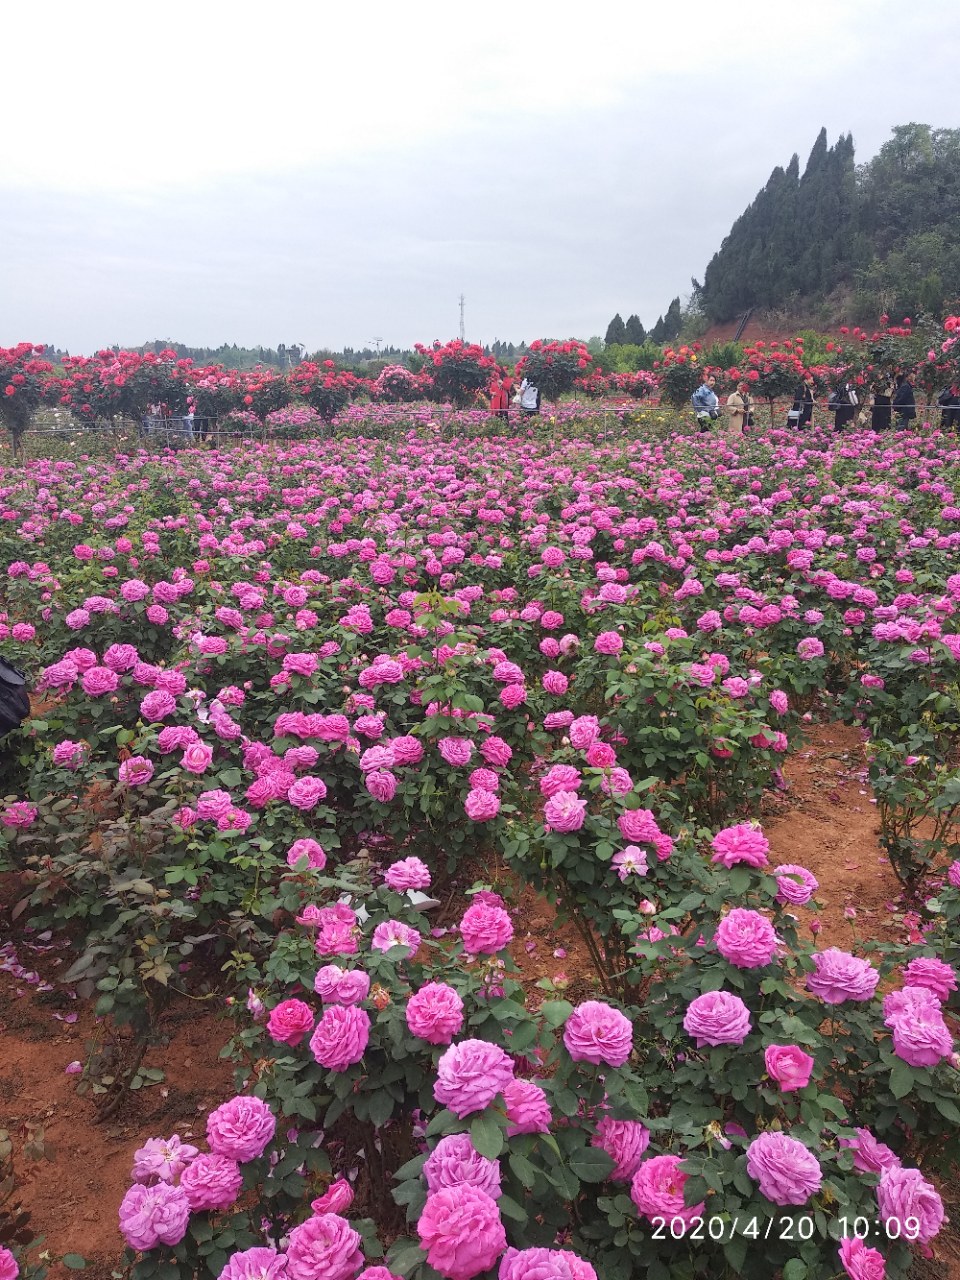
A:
[266, 998, 315, 1047]
[710, 823, 770, 868]
[287, 776, 327, 810]
[807, 949, 879, 1005]
[218, 1249, 288, 1280]
[81, 666, 120, 696]
[406, 982, 464, 1045]
[746, 1132, 822, 1206]
[286, 1214, 363, 1280]
[465, 789, 500, 821]
[594, 631, 623, 656]
[384, 857, 431, 891]
[310, 1178, 354, 1216]
[417, 1186, 506, 1280]
[503, 1078, 552, 1136]
[206, 1095, 276, 1163]
[197, 789, 234, 821]
[764, 1044, 815, 1092]
[286, 838, 327, 870]
[715, 909, 778, 968]
[438, 737, 474, 767]
[309, 1004, 369, 1072]
[838, 1237, 886, 1280]
[181, 742, 214, 774]
[564, 1001, 633, 1068]
[371, 920, 421, 957]
[877, 1166, 944, 1244]
[131, 1134, 198, 1183]
[683, 991, 751, 1047]
[774, 864, 818, 905]
[314, 966, 370, 1005]
[479, 736, 512, 767]
[365, 769, 398, 803]
[424, 1133, 501, 1199]
[544, 790, 587, 832]
[179, 1153, 243, 1212]
[118, 1182, 190, 1250]
[882, 985, 953, 1066]
[118, 756, 154, 786]
[0, 1249, 18, 1280]
[541, 670, 569, 695]
[434, 1040, 514, 1116]
[140, 690, 177, 722]
[617, 808, 662, 844]
[902, 956, 957, 1000]
[630, 1154, 704, 1226]
[591, 1118, 650, 1181]
[459, 901, 513, 954]
[500, 1250, 597, 1280]
[568, 715, 600, 750]
[839, 1127, 901, 1175]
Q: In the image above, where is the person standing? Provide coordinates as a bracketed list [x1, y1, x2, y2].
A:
[937, 384, 959, 430]
[691, 372, 720, 431]
[892, 372, 917, 428]
[489, 373, 509, 423]
[726, 381, 751, 436]
[870, 379, 893, 430]
[830, 380, 857, 430]
[787, 375, 815, 428]
[518, 377, 541, 416]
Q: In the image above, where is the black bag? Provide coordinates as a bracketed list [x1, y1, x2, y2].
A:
[0, 658, 30, 739]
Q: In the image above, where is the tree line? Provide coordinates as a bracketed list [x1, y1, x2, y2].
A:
[695, 123, 960, 325]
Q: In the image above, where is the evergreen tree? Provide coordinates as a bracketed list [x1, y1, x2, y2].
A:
[649, 315, 666, 344]
[662, 298, 682, 341]
[624, 314, 646, 344]
[604, 314, 627, 345]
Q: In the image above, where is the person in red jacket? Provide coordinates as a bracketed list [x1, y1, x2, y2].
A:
[490, 371, 513, 423]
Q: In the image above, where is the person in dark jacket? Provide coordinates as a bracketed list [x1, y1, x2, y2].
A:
[937, 385, 960, 430]
[892, 373, 917, 428]
[830, 382, 858, 430]
[870, 380, 893, 431]
[787, 375, 815, 428]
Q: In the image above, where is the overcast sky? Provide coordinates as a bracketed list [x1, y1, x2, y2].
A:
[2, 0, 956, 355]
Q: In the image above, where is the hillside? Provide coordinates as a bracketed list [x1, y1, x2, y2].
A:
[696, 123, 960, 329]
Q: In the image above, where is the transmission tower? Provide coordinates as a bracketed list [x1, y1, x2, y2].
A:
[459, 294, 465, 342]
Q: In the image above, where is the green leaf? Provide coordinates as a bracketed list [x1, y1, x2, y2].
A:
[366, 1089, 394, 1128]
[889, 1060, 915, 1099]
[425, 1108, 459, 1138]
[782, 1261, 808, 1280]
[470, 1110, 504, 1160]
[935, 1096, 960, 1123]
[568, 1146, 615, 1182]
[62, 1257, 87, 1271]
[386, 1240, 427, 1277]
[508, 1152, 538, 1189]
[498, 1193, 528, 1223]
[540, 999, 574, 1028]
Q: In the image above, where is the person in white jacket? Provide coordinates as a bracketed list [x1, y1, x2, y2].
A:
[518, 378, 541, 415]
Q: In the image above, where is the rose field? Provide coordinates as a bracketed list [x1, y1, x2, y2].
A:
[3, 329, 960, 1280]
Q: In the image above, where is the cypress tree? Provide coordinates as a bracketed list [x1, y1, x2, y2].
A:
[604, 314, 627, 345]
